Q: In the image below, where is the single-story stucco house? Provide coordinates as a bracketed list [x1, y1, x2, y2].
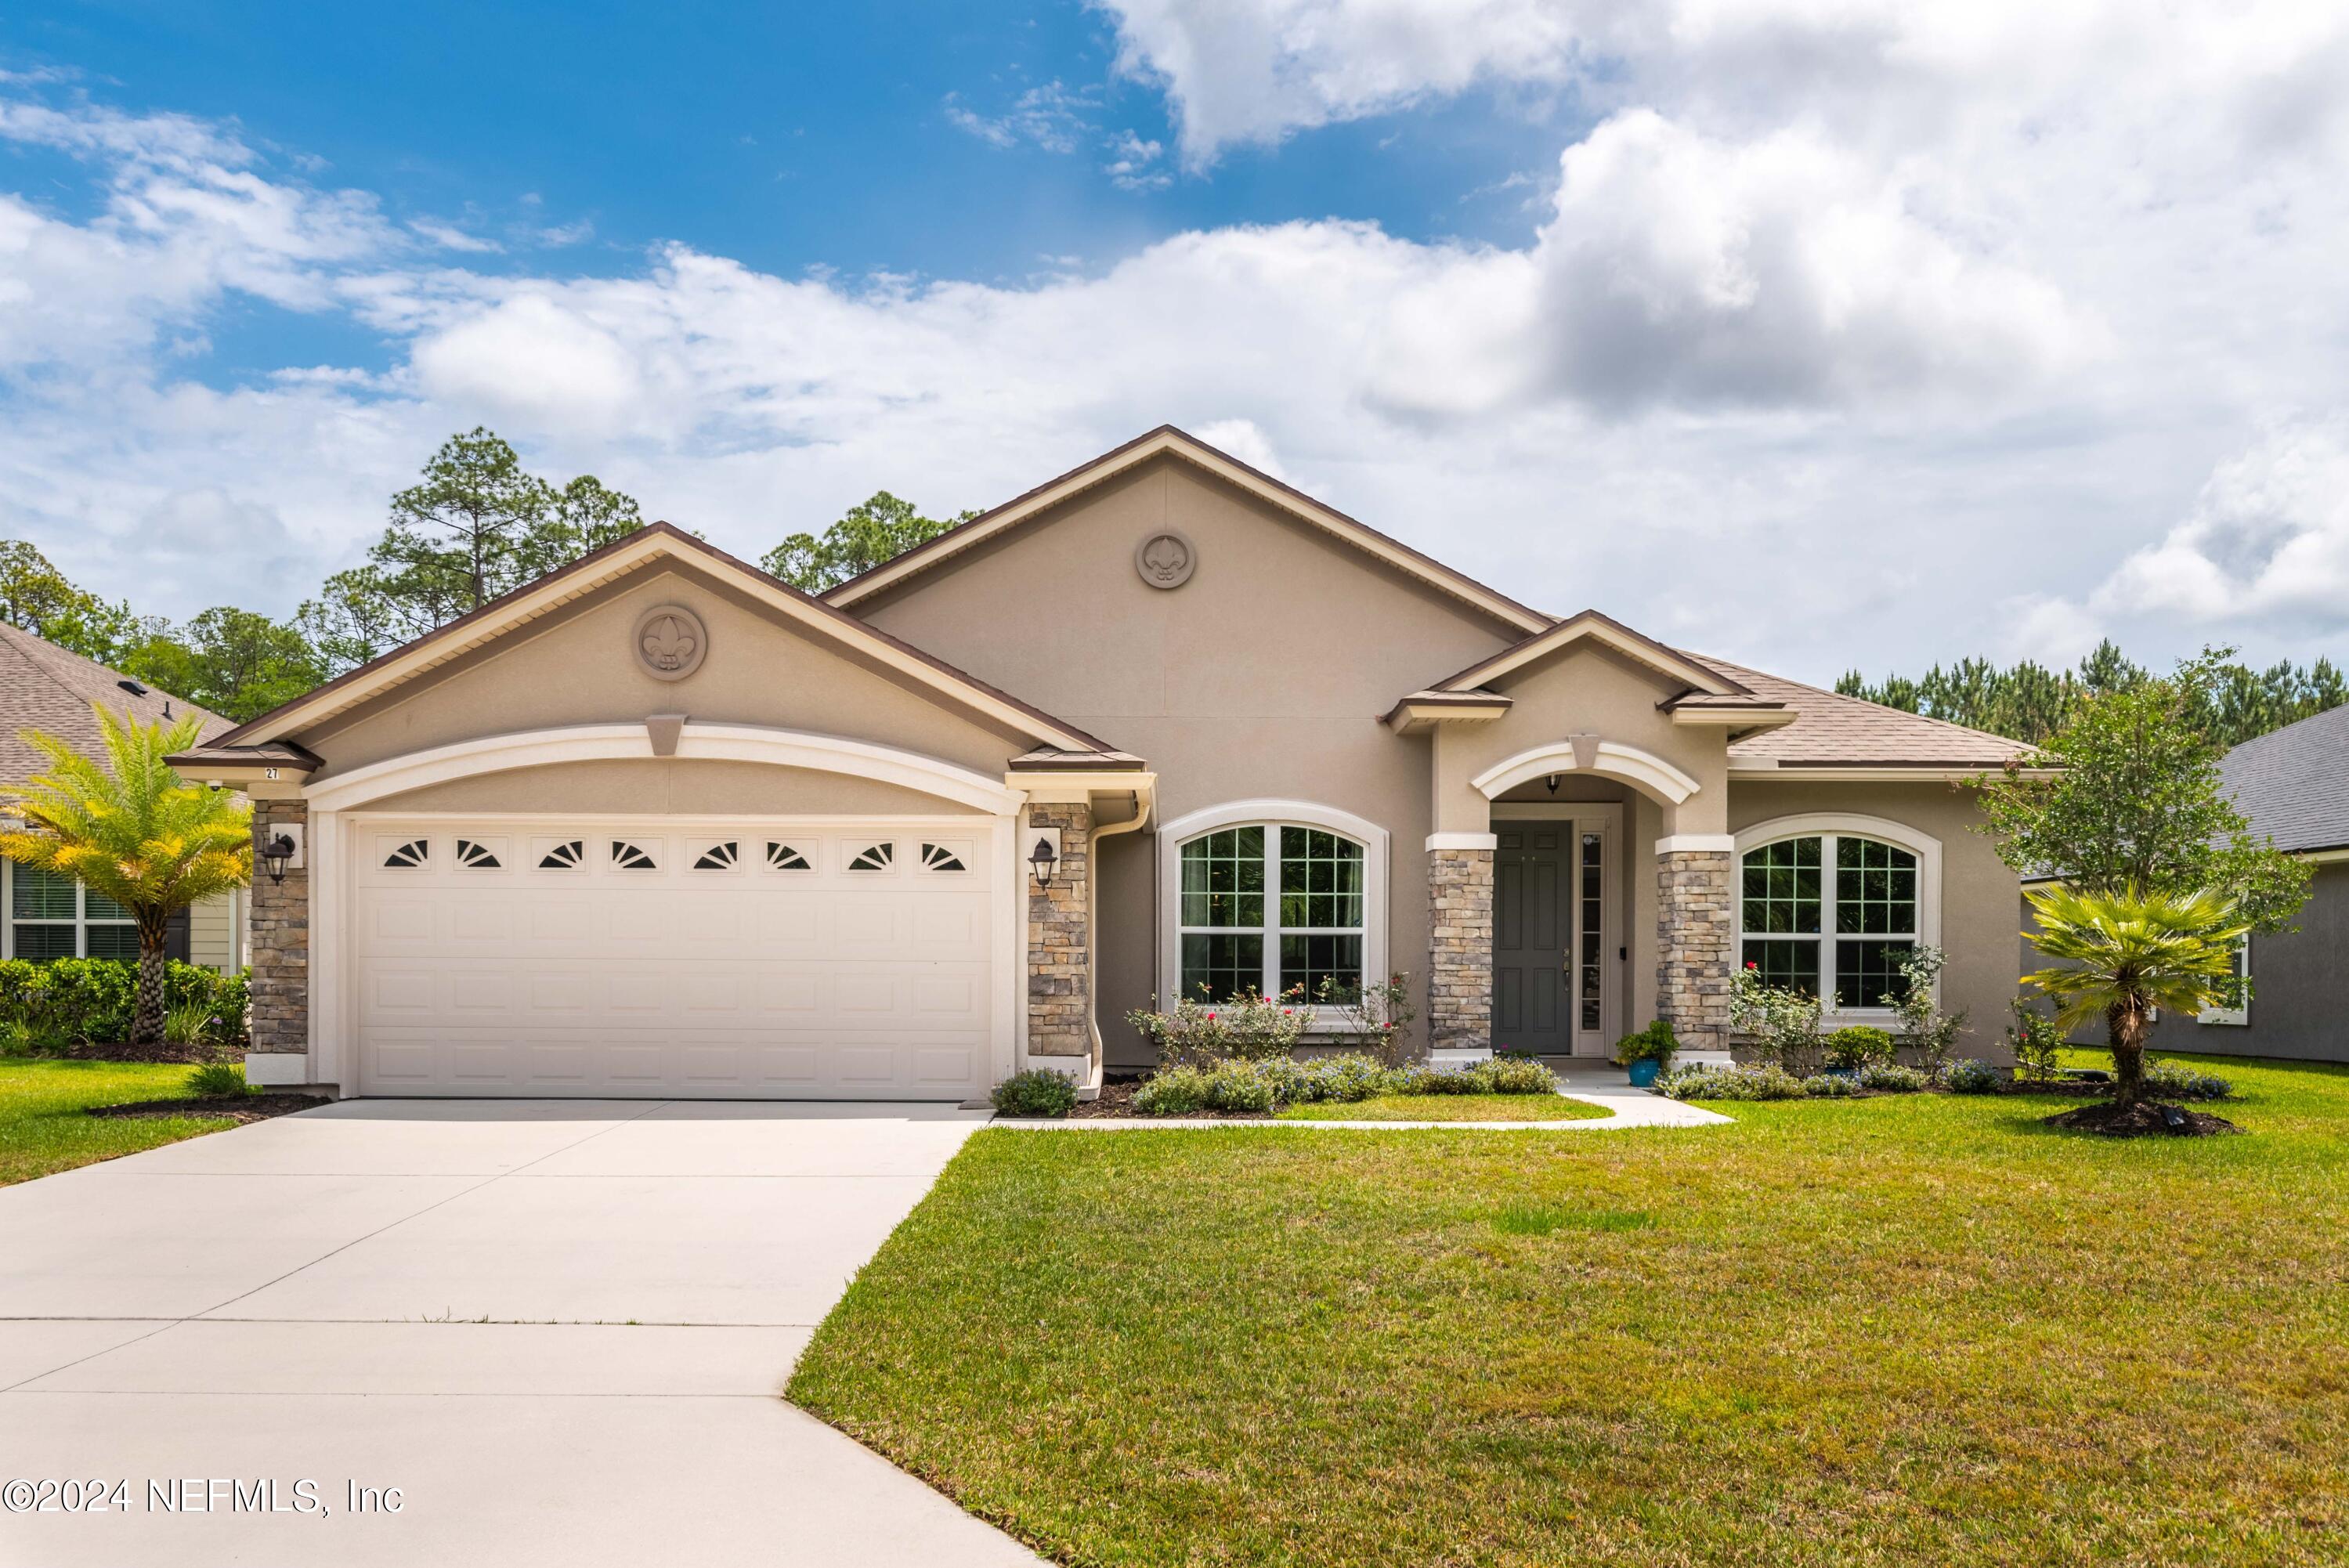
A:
[0, 622, 245, 971]
[170, 427, 2036, 1099]
[2147, 702, 2349, 1062]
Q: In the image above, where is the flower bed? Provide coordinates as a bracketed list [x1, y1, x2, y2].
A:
[1036, 1053, 1567, 1120]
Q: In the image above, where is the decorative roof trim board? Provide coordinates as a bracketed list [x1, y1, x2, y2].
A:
[1428, 610, 1747, 699]
[1668, 705, 1797, 732]
[1382, 692, 1515, 734]
[1729, 764, 2059, 782]
[822, 426, 1552, 634]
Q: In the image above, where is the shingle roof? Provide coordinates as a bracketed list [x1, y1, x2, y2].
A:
[1693, 655, 2036, 769]
[2214, 704, 2349, 854]
[0, 623, 229, 792]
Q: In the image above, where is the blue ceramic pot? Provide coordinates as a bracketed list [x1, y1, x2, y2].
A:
[1627, 1057, 1662, 1088]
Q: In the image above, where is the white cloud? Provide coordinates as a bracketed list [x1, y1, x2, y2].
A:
[1095, 0, 2349, 165]
[2084, 421, 2349, 633]
[943, 83, 1097, 155]
[408, 291, 650, 438]
[409, 219, 501, 253]
[2, 39, 2347, 685]
[1526, 111, 2087, 409]
[1104, 130, 1172, 190]
[1097, 0, 1585, 163]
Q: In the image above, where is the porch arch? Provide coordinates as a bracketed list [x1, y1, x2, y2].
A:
[1470, 739, 1701, 807]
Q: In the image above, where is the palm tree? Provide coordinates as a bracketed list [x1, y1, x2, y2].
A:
[0, 707, 251, 1044]
[2022, 884, 2249, 1104]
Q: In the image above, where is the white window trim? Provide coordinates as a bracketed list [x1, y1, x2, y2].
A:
[3, 859, 139, 960]
[2198, 934, 2250, 1026]
[1156, 800, 1390, 1023]
[1733, 813, 1942, 1023]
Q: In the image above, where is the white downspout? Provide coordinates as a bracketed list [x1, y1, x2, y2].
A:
[1085, 793, 1151, 1100]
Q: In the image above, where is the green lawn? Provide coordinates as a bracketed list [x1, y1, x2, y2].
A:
[0, 1060, 237, 1186]
[790, 1054, 2349, 1567]
[1277, 1092, 1611, 1122]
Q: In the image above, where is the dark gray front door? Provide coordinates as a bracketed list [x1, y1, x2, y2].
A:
[1492, 826, 1570, 1055]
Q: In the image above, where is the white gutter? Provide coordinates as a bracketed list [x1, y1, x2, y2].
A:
[1084, 793, 1153, 1100]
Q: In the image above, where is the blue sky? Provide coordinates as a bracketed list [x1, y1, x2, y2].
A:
[2, 2, 2346, 683]
[10, 2, 1569, 319]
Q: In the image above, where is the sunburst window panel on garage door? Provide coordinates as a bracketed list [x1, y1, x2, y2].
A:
[346, 821, 998, 1100]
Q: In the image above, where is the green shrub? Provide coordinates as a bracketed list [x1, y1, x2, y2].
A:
[1654, 1063, 1805, 1101]
[991, 1069, 1079, 1117]
[1803, 1072, 1859, 1097]
[1483, 1055, 1560, 1094]
[2142, 1060, 2233, 1101]
[1257, 1053, 1394, 1104]
[1613, 1019, 1680, 1068]
[1387, 1056, 1559, 1097]
[2004, 998, 2066, 1082]
[1133, 1067, 1209, 1115]
[1858, 1062, 1929, 1092]
[0, 959, 249, 1050]
[1823, 1025, 1895, 1070]
[164, 995, 214, 1046]
[1729, 966, 1827, 1075]
[1939, 1058, 2004, 1094]
[185, 1061, 250, 1098]
[1126, 986, 1313, 1065]
[1201, 1062, 1276, 1113]
[1133, 1060, 1278, 1115]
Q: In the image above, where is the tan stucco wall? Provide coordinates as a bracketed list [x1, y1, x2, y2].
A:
[359, 758, 985, 817]
[1434, 645, 1730, 835]
[297, 564, 1031, 785]
[855, 455, 1530, 1067]
[1728, 780, 2022, 1062]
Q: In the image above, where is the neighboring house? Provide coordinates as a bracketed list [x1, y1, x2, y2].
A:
[169, 427, 2035, 1098]
[2146, 704, 2349, 1062]
[0, 622, 244, 971]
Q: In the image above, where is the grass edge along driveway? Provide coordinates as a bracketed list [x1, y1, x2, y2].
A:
[0, 1059, 240, 1186]
[790, 1054, 2349, 1568]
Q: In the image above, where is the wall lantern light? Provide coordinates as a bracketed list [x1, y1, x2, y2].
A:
[259, 832, 298, 883]
[1028, 834, 1061, 889]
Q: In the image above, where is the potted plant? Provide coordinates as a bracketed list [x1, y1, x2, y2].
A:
[1613, 1020, 1679, 1087]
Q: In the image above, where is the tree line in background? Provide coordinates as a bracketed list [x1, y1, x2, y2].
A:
[14, 422, 2347, 757]
[1838, 640, 2349, 750]
[0, 429, 967, 722]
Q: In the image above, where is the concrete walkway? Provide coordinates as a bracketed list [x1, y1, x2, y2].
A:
[0, 1100, 1040, 1568]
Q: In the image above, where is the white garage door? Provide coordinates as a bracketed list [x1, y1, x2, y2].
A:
[346, 819, 999, 1099]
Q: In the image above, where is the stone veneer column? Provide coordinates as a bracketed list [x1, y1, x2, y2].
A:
[1025, 802, 1092, 1061]
[248, 799, 309, 1057]
[1427, 844, 1494, 1052]
[1657, 847, 1733, 1051]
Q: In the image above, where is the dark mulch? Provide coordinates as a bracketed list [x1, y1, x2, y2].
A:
[49, 1040, 247, 1065]
[2045, 1099, 2242, 1137]
[87, 1093, 328, 1125]
[1066, 1080, 1271, 1120]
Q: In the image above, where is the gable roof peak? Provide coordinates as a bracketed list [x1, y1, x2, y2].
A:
[212, 519, 1110, 754]
[820, 424, 1552, 633]
[1428, 608, 1750, 699]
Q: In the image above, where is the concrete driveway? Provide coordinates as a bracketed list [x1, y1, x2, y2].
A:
[0, 1100, 1042, 1568]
